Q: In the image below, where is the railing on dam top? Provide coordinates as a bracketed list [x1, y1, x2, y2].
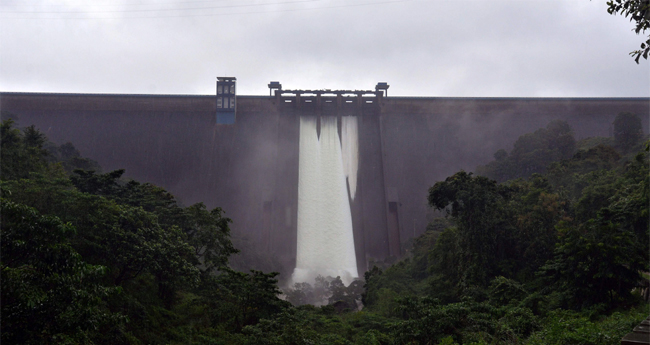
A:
[273, 89, 385, 109]
[267, 82, 389, 109]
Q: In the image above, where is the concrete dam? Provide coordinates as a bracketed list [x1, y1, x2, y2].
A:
[1, 81, 648, 277]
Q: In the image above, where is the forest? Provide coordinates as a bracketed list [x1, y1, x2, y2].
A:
[1, 111, 648, 345]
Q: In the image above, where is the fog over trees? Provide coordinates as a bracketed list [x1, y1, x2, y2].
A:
[2, 112, 648, 344]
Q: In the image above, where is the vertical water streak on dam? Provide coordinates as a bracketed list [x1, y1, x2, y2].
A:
[292, 116, 358, 285]
[341, 116, 359, 201]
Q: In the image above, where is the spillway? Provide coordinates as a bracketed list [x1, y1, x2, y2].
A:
[341, 116, 359, 200]
[292, 116, 359, 285]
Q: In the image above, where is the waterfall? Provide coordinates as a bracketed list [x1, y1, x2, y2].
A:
[292, 116, 359, 285]
[341, 116, 359, 200]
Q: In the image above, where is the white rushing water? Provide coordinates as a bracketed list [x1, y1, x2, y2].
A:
[292, 116, 359, 285]
[341, 116, 359, 200]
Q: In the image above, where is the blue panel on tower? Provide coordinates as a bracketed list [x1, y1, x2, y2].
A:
[217, 112, 236, 125]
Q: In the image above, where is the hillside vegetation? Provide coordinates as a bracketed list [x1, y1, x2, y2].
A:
[1, 113, 648, 344]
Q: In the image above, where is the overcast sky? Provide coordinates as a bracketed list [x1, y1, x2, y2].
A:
[1, 0, 648, 97]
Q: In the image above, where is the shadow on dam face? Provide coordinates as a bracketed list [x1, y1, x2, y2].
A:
[1, 91, 648, 277]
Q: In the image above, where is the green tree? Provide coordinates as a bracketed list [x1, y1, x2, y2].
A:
[180, 203, 238, 273]
[4, 177, 201, 299]
[1, 199, 121, 344]
[508, 176, 570, 280]
[285, 282, 315, 306]
[428, 171, 515, 286]
[427, 227, 463, 302]
[329, 277, 349, 304]
[546, 144, 621, 199]
[70, 169, 238, 274]
[573, 170, 620, 222]
[327, 277, 362, 309]
[541, 219, 647, 307]
[46, 142, 102, 174]
[1, 120, 49, 180]
[0, 123, 254, 343]
[241, 309, 323, 345]
[200, 268, 290, 332]
[476, 120, 576, 182]
[361, 265, 383, 307]
[541, 143, 649, 307]
[70, 169, 126, 197]
[1, 120, 99, 180]
[606, 0, 650, 63]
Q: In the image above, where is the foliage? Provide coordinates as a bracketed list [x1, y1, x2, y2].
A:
[198, 268, 290, 332]
[541, 221, 644, 308]
[1, 120, 49, 180]
[362, 220, 453, 310]
[606, 0, 650, 63]
[3, 176, 201, 291]
[489, 276, 528, 306]
[284, 275, 364, 311]
[329, 277, 363, 308]
[546, 145, 622, 201]
[428, 171, 516, 286]
[242, 309, 326, 345]
[70, 169, 239, 274]
[541, 143, 649, 308]
[285, 281, 316, 306]
[1, 199, 122, 344]
[391, 296, 539, 344]
[476, 120, 576, 182]
[0, 121, 245, 344]
[525, 306, 649, 345]
[576, 136, 616, 151]
[506, 176, 571, 280]
[1, 119, 101, 180]
[45, 141, 102, 174]
[427, 227, 464, 301]
[362, 261, 421, 311]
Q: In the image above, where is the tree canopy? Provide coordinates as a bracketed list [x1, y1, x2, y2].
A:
[606, 0, 650, 63]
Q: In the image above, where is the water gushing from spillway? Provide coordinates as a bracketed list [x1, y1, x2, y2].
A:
[341, 116, 359, 201]
[291, 116, 359, 286]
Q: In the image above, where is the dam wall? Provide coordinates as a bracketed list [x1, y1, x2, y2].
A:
[1, 91, 648, 274]
[378, 97, 649, 255]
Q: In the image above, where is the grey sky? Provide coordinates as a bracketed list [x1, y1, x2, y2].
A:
[1, 0, 648, 97]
